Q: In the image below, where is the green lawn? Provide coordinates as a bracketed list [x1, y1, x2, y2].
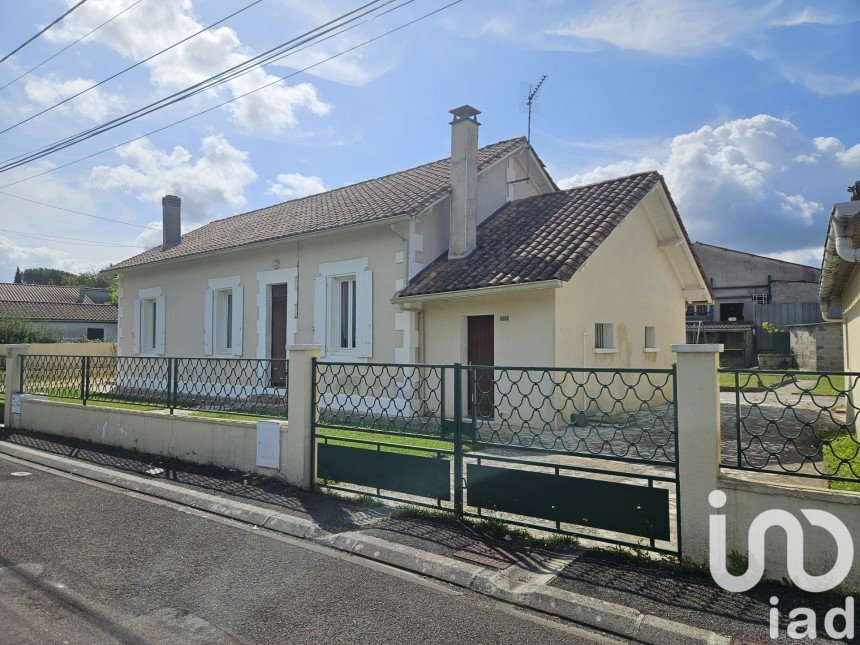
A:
[718, 372, 793, 392]
[802, 375, 846, 397]
[316, 425, 455, 457]
[823, 432, 860, 493]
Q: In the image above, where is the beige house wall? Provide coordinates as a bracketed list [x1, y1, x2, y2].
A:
[116, 223, 408, 362]
[839, 264, 860, 429]
[554, 203, 686, 372]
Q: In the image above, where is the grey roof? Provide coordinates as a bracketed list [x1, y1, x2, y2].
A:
[398, 171, 708, 298]
[107, 137, 530, 272]
[0, 283, 109, 304]
[819, 200, 860, 317]
[0, 283, 116, 323]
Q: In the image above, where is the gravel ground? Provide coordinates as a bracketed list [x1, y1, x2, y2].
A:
[551, 550, 854, 644]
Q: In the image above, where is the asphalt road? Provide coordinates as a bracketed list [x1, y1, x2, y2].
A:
[0, 455, 624, 644]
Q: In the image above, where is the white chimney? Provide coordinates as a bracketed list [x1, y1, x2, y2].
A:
[448, 105, 480, 260]
[162, 194, 181, 248]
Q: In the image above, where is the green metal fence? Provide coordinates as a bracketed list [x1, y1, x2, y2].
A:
[720, 369, 860, 484]
[312, 360, 680, 554]
[20, 354, 288, 418]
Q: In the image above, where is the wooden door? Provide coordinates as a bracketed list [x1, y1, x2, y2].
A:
[467, 315, 495, 418]
[270, 284, 288, 387]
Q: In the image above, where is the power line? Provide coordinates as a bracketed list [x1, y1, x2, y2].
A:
[0, 0, 463, 190]
[0, 0, 148, 93]
[0, 1, 90, 65]
[0, 0, 399, 170]
[0, 189, 159, 229]
[0, 227, 143, 248]
[0, 0, 266, 135]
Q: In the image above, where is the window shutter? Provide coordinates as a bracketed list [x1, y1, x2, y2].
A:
[155, 295, 166, 355]
[203, 288, 214, 356]
[356, 270, 373, 358]
[231, 285, 244, 356]
[313, 276, 327, 356]
[132, 298, 141, 355]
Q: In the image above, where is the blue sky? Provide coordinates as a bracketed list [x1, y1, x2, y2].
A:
[0, 0, 858, 281]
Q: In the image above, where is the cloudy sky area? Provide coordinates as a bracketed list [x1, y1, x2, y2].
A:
[0, 0, 858, 280]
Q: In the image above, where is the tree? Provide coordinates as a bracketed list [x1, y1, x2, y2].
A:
[13, 267, 22, 283]
[0, 316, 60, 344]
[20, 267, 75, 285]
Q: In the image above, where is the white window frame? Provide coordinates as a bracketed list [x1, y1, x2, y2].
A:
[205, 276, 243, 357]
[256, 267, 298, 361]
[753, 293, 769, 305]
[314, 257, 372, 360]
[133, 287, 165, 356]
[593, 322, 617, 353]
[644, 325, 659, 352]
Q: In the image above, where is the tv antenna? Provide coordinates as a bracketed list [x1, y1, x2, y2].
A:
[511, 75, 547, 187]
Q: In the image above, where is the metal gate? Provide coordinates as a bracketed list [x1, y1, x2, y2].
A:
[312, 360, 680, 555]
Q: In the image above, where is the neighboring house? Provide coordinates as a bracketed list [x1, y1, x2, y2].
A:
[686, 242, 836, 367]
[819, 184, 860, 388]
[0, 283, 117, 341]
[105, 106, 710, 388]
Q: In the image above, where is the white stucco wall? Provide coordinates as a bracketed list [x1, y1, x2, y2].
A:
[35, 321, 117, 342]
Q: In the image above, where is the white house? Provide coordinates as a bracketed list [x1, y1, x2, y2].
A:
[105, 106, 710, 385]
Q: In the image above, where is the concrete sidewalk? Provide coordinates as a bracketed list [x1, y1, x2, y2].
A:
[0, 429, 848, 645]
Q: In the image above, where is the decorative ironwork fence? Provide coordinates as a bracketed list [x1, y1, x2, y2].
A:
[19, 354, 288, 418]
[720, 369, 860, 483]
[312, 360, 680, 554]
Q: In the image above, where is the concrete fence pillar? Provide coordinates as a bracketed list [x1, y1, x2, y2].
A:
[3, 344, 29, 428]
[672, 343, 723, 563]
[282, 345, 321, 489]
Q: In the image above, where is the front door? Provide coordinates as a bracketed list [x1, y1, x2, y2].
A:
[467, 315, 495, 418]
[270, 284, 288, 387]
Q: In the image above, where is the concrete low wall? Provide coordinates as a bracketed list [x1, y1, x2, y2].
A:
[0, 342, 116, 357]
[719, 472, 860, 590]
[15, 397, 286, 477]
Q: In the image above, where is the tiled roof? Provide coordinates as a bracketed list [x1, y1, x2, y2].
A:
[0, 283, 108, 304]
[398, 171, 668, 297]
[0, 302, 117, 323]
[108, 137, 529, 272]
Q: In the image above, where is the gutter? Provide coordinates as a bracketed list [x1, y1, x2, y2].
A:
[821, 200, 860, 320]
[392, 279, 563, 305]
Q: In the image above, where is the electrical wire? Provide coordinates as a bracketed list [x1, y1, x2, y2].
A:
[0, 227, 143, 248]
[0, 1, 90, 65]
[0, 0, 148, 92]
[0, 0, 464, 189]
[0, 0, 392, 167]
[0, 0, 266, 135]
[0, 190, 159, 229]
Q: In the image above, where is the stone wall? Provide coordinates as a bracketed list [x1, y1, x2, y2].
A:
[770, 280, 820, 303]
[789, 322, 844, 371]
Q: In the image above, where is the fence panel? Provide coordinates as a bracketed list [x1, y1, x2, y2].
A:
[721, 368, 860, 483]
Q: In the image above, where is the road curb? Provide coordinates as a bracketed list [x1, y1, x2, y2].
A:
[0, 441, 731, 645]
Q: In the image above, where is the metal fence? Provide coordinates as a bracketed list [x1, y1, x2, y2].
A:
[20, 354, 288, 418]
[720, 369, 860, 482]
[313, 361, 680, 554]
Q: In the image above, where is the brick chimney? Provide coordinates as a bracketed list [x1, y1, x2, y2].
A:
[162, 195, 181, 247]
[448, 105, 480, 260]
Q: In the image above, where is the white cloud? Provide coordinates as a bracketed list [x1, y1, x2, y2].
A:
[89, 134, 257, 248]
[558, 114, 860, 257]
[23, 74, 125, 122]
[44, 0, 332, 133]
[268, 172, 327, 199]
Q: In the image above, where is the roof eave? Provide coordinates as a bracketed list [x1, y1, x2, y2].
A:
[392, 279, 563, 304]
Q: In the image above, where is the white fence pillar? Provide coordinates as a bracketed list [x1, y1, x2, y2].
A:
[283, 345, 321, 489]
[672, 343, 722, 564]
[3, 344, 29, 428]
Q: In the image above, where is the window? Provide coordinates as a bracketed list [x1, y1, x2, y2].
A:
[753, 293, 769, 305]
[313, 257, 373, 358]
[335, 276, 357, 350]
[595, 323, 614, 349]
[645, 326, 657, 350]
[133, 288, 164, 355]
[205, 276, 243, 356]
[87, 328, 104, 341]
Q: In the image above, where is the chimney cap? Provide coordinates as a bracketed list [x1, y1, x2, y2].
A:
[449, 105, 480, 122]
[162, 194, 181, 204]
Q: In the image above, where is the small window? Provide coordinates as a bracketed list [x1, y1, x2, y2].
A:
[696, 304, 709, 315]
[595, 323, 614, 349]
[141, 298, 157, 353]
[214, 288, 234, 354]
[334, 276, 357, 350]
[87, 328, 104, 341]
[645, 326, 657, 349]
[753, 293, 769, 305]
